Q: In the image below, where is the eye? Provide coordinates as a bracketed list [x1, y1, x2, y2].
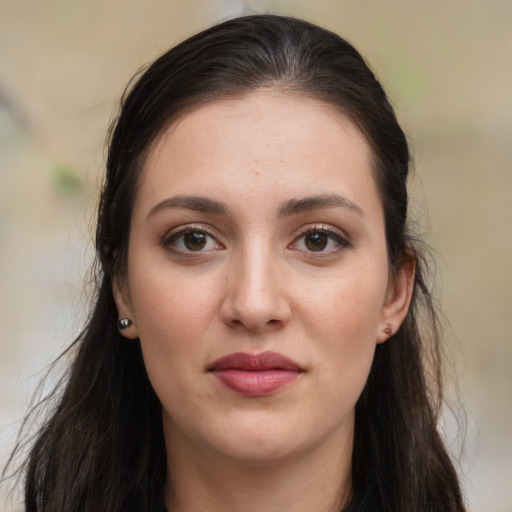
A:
[164, 227, 222, 253]
[292, 227, 350, 254]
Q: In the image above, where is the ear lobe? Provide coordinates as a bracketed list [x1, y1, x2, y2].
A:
[112, 275, 139, 340]
[377, 254, 415, 344]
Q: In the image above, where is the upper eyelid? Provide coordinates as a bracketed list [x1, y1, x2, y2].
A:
[163, 223, 220, 241]
[161, 224, 223, 251]
[291, 224, 352, 250]
[162, 225, 224, 255]
[294, 223, 349, 240]
[161, 222, 350, 247]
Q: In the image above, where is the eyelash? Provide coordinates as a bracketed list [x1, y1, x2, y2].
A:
[291, 225, 351, 254]
[162, 224, 351, 255]
[163, 225, 222, 255]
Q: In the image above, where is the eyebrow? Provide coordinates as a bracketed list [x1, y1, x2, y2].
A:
[278, 194, 364, 218]
[147, 195, 228, 219]
[147, 193, 364, 220]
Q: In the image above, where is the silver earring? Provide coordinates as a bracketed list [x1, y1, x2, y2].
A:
[118, 318, 132, 330]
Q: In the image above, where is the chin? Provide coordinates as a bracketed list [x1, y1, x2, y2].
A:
[203, 412, 316, 465]
[214, 437, 303, 466]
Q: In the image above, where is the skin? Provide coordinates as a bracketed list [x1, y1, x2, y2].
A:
[114, 91, 414, 512]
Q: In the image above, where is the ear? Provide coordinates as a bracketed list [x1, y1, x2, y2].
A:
[112, 274, 139, 340]
[377, 253, 415, 344]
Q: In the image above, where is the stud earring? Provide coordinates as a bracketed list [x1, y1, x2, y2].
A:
[383, 326, 393, 336]
[117, 318, 132, 330]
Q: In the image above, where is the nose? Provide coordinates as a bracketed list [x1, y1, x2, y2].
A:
[221, 246, 292, 333]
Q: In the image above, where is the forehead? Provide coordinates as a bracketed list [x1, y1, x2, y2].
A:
[136, 90, 382, 220]
[150, 90, 368, 161]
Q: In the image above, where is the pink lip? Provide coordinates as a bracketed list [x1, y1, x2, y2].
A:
[208, 351, 303, 396]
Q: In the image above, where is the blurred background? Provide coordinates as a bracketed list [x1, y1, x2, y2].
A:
[0, 1, 510, 510]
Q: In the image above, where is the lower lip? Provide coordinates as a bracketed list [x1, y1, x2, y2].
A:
[212, 369, 301, 396]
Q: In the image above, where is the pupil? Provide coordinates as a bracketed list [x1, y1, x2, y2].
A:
[184, 232, 206, 250]
[306, 232, 328, 251]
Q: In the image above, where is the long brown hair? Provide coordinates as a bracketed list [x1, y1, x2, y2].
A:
[5, 14, 465, 512]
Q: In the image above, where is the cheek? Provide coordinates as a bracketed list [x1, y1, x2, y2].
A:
[295, 264, 387, 397]
[129, 275, 220, 412]
[298, 263, 388, 340]
[128, 264, 222, 368]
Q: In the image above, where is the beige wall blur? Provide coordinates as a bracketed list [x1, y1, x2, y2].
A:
[1, 1, 510, 511]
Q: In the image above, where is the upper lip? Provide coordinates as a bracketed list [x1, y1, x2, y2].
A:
[207, 351, 303, 372]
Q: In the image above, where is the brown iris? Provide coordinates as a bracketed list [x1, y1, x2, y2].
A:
[184, 231, 208, 251]
[305, 232, 329, 251]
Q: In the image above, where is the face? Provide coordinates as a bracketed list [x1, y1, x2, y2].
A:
[114, 91, 413, 468]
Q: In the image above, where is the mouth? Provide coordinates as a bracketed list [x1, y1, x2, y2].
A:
[207, 351, 304, 397]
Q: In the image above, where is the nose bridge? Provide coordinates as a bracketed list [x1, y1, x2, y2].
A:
[222, 238, 290, 331]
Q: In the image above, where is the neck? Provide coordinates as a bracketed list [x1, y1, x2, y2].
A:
[164, 425, 353, 512]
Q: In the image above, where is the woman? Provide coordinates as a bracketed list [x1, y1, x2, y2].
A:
[7, 14, 465, 512]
